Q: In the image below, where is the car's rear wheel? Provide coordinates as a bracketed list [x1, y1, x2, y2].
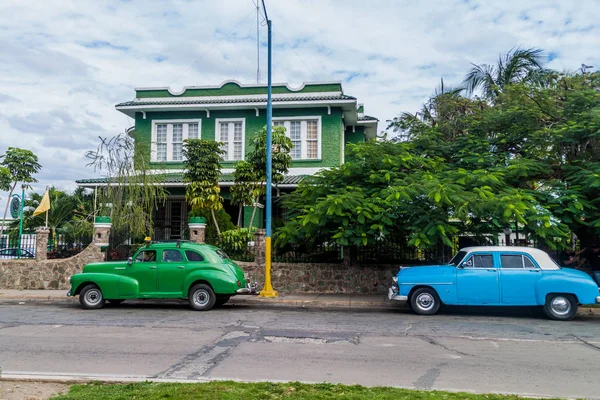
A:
[410, 287, 441, 315]
[544, 294, 578, 321]
[189, 284, 216, 311]
[79, 284, 105, 310]
[215, 296, 231, 307]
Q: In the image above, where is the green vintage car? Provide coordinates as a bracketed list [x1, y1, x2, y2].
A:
[68, 241, 254, 311]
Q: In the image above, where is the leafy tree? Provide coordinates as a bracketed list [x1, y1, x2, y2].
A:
[246, 126, 293, 228]
[463, 47, 545, 99]
[230, 160, 260, 227]
[86, 133, 167, 239]
[279, 59, 600, 256]
[0, 148, 41, 240]
[183, 139, 225, 237]
[9, 187, 94, 250]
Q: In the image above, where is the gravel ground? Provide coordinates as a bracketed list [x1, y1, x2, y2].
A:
[0, 381, 69, 400]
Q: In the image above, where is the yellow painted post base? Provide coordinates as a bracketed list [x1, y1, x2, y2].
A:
[259, 236, 278, 298]
[259, 288, 279, 297]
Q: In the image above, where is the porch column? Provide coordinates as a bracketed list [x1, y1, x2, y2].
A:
[35, 227, 50, 261]
[189, 217, 207, 244]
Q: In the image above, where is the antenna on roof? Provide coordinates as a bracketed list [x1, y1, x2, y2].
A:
[256, 0, 261, 84]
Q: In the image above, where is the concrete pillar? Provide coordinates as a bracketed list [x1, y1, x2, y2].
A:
[254, 229, 266, 266]
[93, 217, 111, 247]
[189, 217, 207, 244]
[35, 227, 50, 261]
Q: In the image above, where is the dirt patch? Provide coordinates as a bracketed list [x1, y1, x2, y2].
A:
[0, 381, 69, 400]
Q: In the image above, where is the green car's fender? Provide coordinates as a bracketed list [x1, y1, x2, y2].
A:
[184, 266, 240, 296]
[71, 273, 128, 299]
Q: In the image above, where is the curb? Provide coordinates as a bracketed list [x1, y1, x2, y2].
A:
[0, 295, 598, 315]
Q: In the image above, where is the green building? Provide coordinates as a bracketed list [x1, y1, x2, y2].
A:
[77, 80, 378, 240]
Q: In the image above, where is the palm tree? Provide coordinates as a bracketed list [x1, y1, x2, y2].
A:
[463, 47, 546, 99]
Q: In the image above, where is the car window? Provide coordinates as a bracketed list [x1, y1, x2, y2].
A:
[135, 250, 156, 262]
[464, 254, 494, 268]
[523, 256, 536, 269]
[448, 251, 467, 266]
[501, 254, 523, 268]
[185, 250, 204, 262]
[162, 249, 183, 263]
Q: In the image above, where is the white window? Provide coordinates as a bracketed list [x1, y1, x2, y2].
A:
[216, 119, 245, 161]
[272, 117, 321, 160]
[151, 120, 202, 162]
[172, 124, 183, 161]
[157, 124, 168, 162]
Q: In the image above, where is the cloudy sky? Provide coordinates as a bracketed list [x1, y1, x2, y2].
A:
[0, 0, 598, 198]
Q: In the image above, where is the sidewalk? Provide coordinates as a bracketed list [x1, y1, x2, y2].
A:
[0, 289, 400, 310]
[0, 289, 598, 315]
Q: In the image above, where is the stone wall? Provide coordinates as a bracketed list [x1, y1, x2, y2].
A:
[237, 260, 398, 294]
[0, 244, 105, 290]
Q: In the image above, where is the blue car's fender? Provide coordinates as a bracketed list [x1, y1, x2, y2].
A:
[397, 266, 457, 304]
[536, 269, 599, 305]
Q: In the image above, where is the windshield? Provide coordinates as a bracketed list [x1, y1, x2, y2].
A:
[448, 250, 467, 266]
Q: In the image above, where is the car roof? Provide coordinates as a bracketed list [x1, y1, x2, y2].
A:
[460, 246, 559, 270]
[143, 241, 217, 250]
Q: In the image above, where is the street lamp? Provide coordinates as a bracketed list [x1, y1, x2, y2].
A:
[503, 227, 512, 246]
[258, 0, 277, 298]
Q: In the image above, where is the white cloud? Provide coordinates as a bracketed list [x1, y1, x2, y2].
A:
[0, 0, 598, 200]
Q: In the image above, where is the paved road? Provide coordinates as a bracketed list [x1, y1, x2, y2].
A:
[0, 302, 599, 398]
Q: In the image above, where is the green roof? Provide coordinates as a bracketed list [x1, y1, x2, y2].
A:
[76, 174, 307, 186]
[116, 94, 355, 108]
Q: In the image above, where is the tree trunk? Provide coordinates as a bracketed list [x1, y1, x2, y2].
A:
[0, 182, 17, 245]
[237, 205, 243, 227]
[211, 209, 221, 239]
[249, 197, 258, 230]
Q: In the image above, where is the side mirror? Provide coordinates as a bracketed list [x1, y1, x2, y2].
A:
[127, 257, 133, 265]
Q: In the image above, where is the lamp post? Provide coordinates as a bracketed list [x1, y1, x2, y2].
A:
[503, 227, 512, 247]
[259, 0, 277, 297]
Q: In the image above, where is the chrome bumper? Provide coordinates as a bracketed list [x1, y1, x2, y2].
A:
[596, 296, 600, 304]
[236, 282, 258, 295]
[66, 291, 72, 297]
[388, 287, 408, 302]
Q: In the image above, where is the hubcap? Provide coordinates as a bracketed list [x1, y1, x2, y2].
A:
[85, 289, 102, 306]
[193, 289, 210, 307]
[550, 296, 571, 316]
[416, 293, 435, 311]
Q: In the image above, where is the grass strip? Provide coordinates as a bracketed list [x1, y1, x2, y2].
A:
[52, 380, 562, 400]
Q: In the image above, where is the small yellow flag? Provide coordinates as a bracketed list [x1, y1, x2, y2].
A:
[33, 189, 51, 216]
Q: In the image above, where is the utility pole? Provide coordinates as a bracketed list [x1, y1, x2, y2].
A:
[259, 0, 277, 298]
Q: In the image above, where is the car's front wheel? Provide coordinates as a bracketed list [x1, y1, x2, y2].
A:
[79, 284, 105, 310]
[544, 294, 578, 321]
[410, 287, 441, 315]
[189, 284, 216, 311]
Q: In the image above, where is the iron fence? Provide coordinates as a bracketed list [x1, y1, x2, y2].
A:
[0, 233, 93, 260]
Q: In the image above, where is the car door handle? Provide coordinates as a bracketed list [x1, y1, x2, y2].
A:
[149, 266, 157, 269]
[486, 269, 497, 272]
[177, 266, 185, 269]
[528, 269, 540, 273]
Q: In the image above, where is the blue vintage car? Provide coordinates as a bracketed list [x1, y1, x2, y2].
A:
[389, 246, 600, 320]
